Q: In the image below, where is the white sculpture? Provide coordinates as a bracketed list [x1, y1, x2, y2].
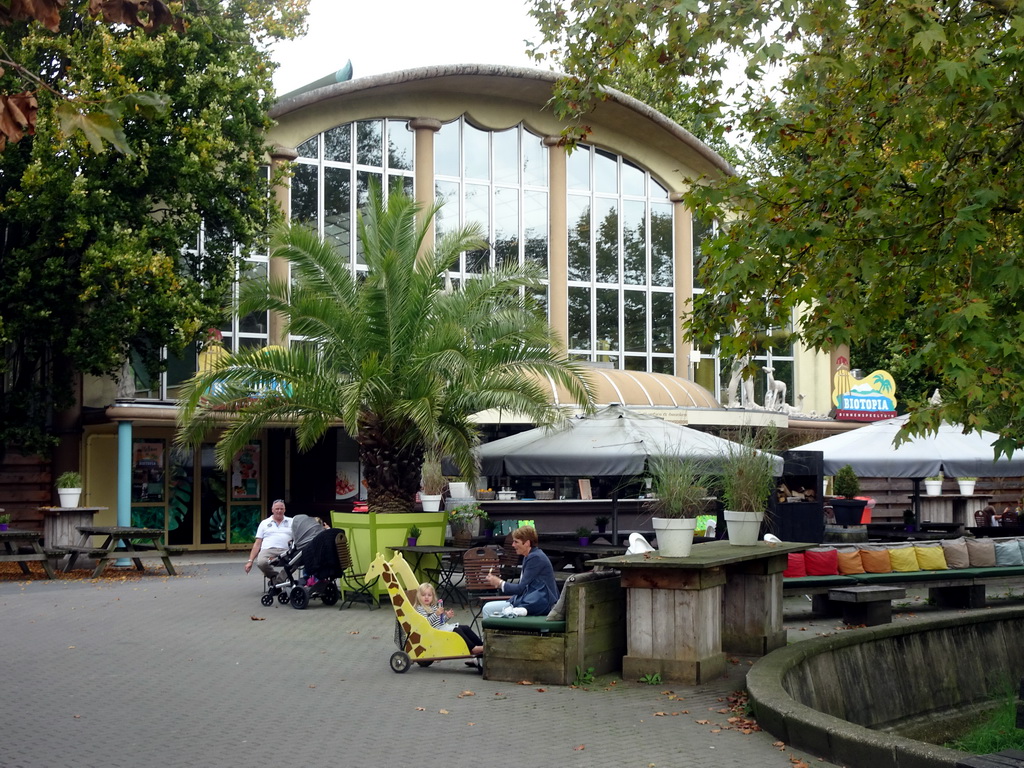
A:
[726, 355, 757, 408]
[764, 366, 787, 411]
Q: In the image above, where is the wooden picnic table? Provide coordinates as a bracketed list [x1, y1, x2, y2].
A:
[65, 526, 182, 578]
[0, 528, 60, 580]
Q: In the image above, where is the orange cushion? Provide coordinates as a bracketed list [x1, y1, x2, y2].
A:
[859, 547, 892, 573]
[836, 549, 866, 575]
[888, 546, 920, 572]
[783, 552, 807, 578]
[914, 545, 948, 570]
[804, 548, 839, 576]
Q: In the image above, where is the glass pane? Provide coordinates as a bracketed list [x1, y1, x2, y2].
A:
[623, 291, 646, 352]
[494, 187, 519, 270]
[694, 357, 716, 395]
[290, 163, 318, 226]
[594, 198, 618, 283]
[165, 343, 199, 400]
[435, 180, 460, 238]
[649, 175, 669, 199]
[132, 439, 165, 503]
[624, 355, 646, 371]
[651, 292, 674, 353]
[296, 136, 318, 159]
[567, 145, 590, 191]
[356, 171, 381, 265]
[594, 148, 617, 195]
[523, 190, 547, 269]
[435, 122, 459, 177]
[522, 131, 547, 187]
[229, 505, 262, 546]
[567, 195, 590, 282]
[622, 158, 645, 196]
[324, 166, 351, 256]
[465, 183, 490, 273]
[324, 124, 350, 163]
[167, 447, 194, 546]
[652, 203, 673, 287]
[652, 356, 674, 374]
[692, 212, 714, 287]
[493, 128, 519, 185]
[387, 120, 413, 170]
[595, 287, 619, 352]
[464, 123, 490, 180]
[622, 200, 646, 285]
[568, 286, 591, 350]
[356, 119, 383, 167]
[528, 284, 548, 319]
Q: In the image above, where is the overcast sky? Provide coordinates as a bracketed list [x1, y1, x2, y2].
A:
[271, 0, 547, 96]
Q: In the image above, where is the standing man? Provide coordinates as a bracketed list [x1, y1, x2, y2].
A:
[244, 499, 292, 585]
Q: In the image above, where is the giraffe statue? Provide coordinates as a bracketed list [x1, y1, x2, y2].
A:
[366, 553, 468, 660]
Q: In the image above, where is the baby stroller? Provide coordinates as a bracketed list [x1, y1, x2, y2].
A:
[261, 514, 343, 609]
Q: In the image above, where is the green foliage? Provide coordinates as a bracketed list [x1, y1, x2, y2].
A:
[0, 0, 307, 454]
[721, 429, 778, 513]
[529, 0, 1024, 454]
[408, 524, 422, 539]
[573, 665, 596, 687]
[0, 513, 11, 524]
[833, 465, 860, 499]
[56, 471, 82, 488]
[176, 185, 595, 513]
[575, 526, 591, 538]
[420, 455, 447, 495]
[946, 683, 1024, 754]
[639, 672, 662, 685]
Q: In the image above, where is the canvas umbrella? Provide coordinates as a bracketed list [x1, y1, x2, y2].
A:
[477, 404, 783, 540]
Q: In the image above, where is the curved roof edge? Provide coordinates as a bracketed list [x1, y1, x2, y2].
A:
[270, 63, 735, 178]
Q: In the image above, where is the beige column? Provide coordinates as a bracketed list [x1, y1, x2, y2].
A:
[410, 118, 441, 260]
[268, 144, 298, 347]
[544, 136, 568, 352]
[670, 192, 693, 378]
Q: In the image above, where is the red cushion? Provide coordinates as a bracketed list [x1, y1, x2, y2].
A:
[804, 548, 839, 576]
[783, 552, 807, 578]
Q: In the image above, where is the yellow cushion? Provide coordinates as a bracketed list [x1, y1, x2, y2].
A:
[914, 545, 948, 571]
[836, 549, 866, 575]
[888, 546, 920, 572]
[859, 547, 892, 573]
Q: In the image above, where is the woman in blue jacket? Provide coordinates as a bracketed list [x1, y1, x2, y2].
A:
[481, 525, 558, 617]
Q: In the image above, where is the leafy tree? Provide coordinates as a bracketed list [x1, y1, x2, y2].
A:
[0, 0, 308, 455]
[529, 0, 1024, 455]
[176, 186, 594, 514]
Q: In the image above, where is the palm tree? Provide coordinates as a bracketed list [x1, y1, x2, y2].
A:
[176, 185, 594, 513]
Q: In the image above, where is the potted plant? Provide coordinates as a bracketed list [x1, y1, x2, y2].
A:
[420, 453, 446, 512]
[576, 525, 592, 546]
[478, 513, 493, 538]
[448, 502, 485, 545]
[924, 473, 943, 496]
[721, 432, 778, 546]
[957, 476, 978, 496]
[594, 515, 610, 534]
[407, 524, 421, 546]
[830, 464, 867, 526]
[56, 470, 83, 508]
[646, 455, 713, 557]
[0, 513, 10, 531]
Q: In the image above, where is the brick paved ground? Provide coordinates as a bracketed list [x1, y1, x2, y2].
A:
[0, 556, 855, 768]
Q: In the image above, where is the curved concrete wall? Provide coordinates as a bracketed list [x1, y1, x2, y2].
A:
[747, 605, 1024, 768]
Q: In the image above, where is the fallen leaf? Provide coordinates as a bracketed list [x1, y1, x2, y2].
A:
[535, 688, 546, 693]
[458, 690, 475, 697]
[516, 680, 533, 685]
[696, 719, 710, 724]
[250, 616, 265, 621]
[711, 728, 721, 733]
[773, 741, 786, 748]
[308, 684, 316, 688]
[415, 707, 425, 711]
[73, 715, 81, 719]
[347, 630, 359, 635]
[467, 722, 475, 726]
[654, 711, 668, 716]
[573, 745, 585, 751]
[67, 645, 75, 649]
[439, 709, 449, 714]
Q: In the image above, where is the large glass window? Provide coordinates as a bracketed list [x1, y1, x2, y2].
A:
[565, 144, 675, 373]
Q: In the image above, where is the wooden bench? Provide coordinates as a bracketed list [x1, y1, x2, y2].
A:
[828, 586, 906, 626]
[482, 573, 625, 685]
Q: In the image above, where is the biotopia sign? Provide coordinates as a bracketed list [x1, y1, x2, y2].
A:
[832, 360, 897, 421]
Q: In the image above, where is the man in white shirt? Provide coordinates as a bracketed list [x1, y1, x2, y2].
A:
[244, 499, 292, 585]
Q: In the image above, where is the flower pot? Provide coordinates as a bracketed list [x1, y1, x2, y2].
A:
[596, 523, 607, 534]
[0, 523, 8, 531]
[57, 488, 82, 508]
[420, 494, 443, 512]
[957, 480, 977, 496]
[578, 537, 589, 546]
[830, 498, 868, 526]
[452, 529, 473, 547]
[924, 480, 943, 496]
[652, 517, 697, 557]
[407, 537, 418, 546]
[723, 510, 764, 546]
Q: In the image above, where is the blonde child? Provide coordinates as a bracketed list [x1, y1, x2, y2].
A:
[414, 582, 483, 656]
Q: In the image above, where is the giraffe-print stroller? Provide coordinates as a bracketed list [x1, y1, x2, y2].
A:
[365, 553, 483, 674]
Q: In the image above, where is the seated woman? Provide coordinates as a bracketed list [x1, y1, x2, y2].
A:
[414, 582, 483, 656]
[481, 525, 558, 618]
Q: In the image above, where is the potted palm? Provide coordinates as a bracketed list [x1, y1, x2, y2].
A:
[721, 434, 778, 546]
[576, 525, 592, 546]
[594, 515, 610, 534]
[420, 454, 446, 512]
[646, 456, 713, 557]
[56, 471, 83, 508]
[0, 513, 10, 531]
[830, 464, 867, 526]
[407, 524, 421, 546]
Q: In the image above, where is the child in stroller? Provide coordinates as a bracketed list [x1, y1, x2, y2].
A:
[261, 514, 343, 609]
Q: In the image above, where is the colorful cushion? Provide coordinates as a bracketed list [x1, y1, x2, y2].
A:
[941, 538, 970, 569]
[994, 538, 1024, 566]
[836, 549, 866, 575]
[783, 552, 807, 578]
[966, 537, 997, 568]
[804, 548, 839, 576]
[888, 546, 920, 572]
[859, 547, 892, 573]
[914, 544, 948, 570]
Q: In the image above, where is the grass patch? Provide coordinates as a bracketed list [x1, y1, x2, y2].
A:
[947, 688, 1024, 753]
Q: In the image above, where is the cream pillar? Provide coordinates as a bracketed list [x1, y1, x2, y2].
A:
[544, 136, 568, 351]
[670, 192, 693, 378]
[410, 118, 441, 260]
[268, 144, 298, 348]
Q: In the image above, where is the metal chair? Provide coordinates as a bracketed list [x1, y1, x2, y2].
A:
[335, 529, 380, 609]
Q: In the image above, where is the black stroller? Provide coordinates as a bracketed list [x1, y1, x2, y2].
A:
[261, 514, 343, 609]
